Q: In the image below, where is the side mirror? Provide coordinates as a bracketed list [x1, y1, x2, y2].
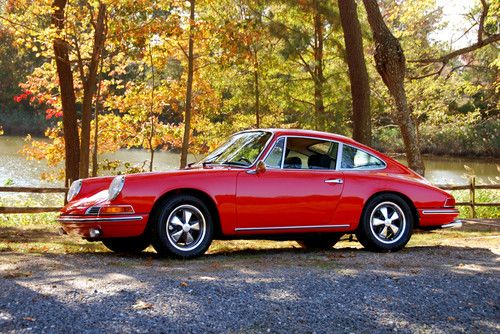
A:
[255, 160, 266, 174]
[247, 160, 266, 175]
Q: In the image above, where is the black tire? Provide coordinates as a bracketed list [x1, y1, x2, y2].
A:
[102, 235, 150, 254]
[151, 195, 214, 259]
[356, 193, 413, 252]
[297, 233, 343, 250]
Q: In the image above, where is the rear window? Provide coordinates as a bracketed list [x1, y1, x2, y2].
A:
[341, 145, 385, 169]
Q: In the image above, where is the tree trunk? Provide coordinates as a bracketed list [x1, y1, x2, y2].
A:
[91, 59, 104, 178]
[51, 0, 80, 187]
[312, 0, 326, 131]
[79, 2, 107, 179]
[180, 0, 195, 169]
[148, 42, 156, 172]
[253, 47, 260, 128]
[362, 0, 425, 175]
[338, 0, 372, 146]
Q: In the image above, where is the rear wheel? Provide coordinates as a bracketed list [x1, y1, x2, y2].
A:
[356, 194, 413, 252]
[297, 233, 343, 250]
[151, 195, 213, 259]
[102, 235, 150, 254]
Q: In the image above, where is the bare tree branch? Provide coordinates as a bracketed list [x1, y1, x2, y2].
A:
[411, 33, 500, 64]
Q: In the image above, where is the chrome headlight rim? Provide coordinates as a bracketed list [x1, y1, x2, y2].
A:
[107, 175, 125, 201]
[67, 179, 83, 202]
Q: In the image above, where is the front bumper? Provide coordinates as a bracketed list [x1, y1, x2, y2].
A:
[57, 214, 148, 239]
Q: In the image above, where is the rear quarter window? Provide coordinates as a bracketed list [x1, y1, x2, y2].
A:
[341, 145, 385, 169]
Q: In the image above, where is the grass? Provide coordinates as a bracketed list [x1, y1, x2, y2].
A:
[1, 213, 498, 257]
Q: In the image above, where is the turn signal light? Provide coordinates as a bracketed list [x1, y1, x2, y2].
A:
[99, 205, 135, 214]
[444, 197, 455, 207]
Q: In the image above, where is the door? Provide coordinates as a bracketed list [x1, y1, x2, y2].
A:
[235, 136, 346, 232]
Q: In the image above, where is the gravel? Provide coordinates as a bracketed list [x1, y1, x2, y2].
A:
[0, 245, 499, 333]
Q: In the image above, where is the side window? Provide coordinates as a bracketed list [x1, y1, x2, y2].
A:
[341, 145, 384, 169]
[264, 137, 285, 168]
[284, 137, 339, 170]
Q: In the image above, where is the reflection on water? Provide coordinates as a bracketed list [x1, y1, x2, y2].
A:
[0, 136, 498, 187]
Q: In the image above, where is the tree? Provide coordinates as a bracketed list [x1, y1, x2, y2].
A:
[338, 0, 371, 146]
[362, 0, 425, 175]
[77, 2, 107, 179]
[52, 0, 80, 186]
[180, 0, 196, 169]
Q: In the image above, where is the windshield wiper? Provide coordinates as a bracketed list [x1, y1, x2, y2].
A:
[221, 161, 249, 167]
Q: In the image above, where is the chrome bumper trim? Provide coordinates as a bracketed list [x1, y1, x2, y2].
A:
[235, 224, 350, 232]
[441, 220, 463, 229]
[58, 216, 143, 223]
[422, 209, 459, 215]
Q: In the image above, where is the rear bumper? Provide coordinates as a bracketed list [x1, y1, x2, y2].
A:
[57, 214, 148, 238]
[440, 220, 463, 229]
[418, 208, 460, 227]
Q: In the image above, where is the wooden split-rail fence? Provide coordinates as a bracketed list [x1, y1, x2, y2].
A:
[0, 177, 498, 218]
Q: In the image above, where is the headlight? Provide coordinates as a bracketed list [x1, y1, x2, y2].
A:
[107, 175, 125, 201]
[67, 179, 82, 202]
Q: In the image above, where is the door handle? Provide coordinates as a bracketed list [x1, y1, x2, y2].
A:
[325, 178, 343, 184]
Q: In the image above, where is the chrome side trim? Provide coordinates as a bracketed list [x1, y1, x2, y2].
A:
[235, 224, 350, 231]
[58, 216, 143, 223]
[441, 220, 463, 229]
[422, 209, 459, 215]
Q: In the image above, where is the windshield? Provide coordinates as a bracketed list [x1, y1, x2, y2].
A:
[198, 131, 272, 167]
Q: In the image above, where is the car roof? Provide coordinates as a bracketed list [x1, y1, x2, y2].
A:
[238, 128, 355, 145]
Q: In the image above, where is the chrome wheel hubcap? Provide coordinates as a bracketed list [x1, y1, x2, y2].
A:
[369, 201, 406, 244]
[166, 204, 206, 251]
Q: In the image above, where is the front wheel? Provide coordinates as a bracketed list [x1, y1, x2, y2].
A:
[102, 235, 150, 254]
[356, 194, 413, 252]
[151, 195, 214, 259]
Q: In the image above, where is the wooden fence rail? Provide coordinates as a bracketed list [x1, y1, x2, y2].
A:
[0, 177, 498, 217]
[436, 177, 499, 218]
[0, 186, 67, 214]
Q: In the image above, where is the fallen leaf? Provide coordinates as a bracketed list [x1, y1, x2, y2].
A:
[23, 317, 35, 322]
[180, 281, 189, 287]
[447, 316, 456, 321]
[132, 300, 153, 310]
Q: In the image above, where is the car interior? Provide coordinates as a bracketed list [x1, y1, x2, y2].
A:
[283, 137, 338, 170]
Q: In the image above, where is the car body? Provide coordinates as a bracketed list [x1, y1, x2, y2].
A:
[58, 129, 460, 257]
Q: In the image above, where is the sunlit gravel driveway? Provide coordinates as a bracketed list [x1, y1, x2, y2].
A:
[1, 239, 498, 334]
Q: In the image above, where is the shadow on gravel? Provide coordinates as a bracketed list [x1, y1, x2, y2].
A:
[0, 245, 498, 333]
[1, 246, 499, 333]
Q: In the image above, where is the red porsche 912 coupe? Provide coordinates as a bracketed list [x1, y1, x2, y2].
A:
[58, 129, 461, 258]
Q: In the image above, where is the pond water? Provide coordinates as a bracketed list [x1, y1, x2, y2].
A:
[0, 136, 498, 187]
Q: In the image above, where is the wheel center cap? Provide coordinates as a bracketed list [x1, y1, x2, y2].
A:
[182, 224, 190, 232]
[385, 220, 391, 226]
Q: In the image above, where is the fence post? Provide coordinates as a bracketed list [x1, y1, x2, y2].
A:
[470, 176, 476, 218]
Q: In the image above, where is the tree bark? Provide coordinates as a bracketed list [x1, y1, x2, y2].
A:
[79, 2, 107, 179]
[362, 0, 425, 175]
[338, 0, 372, 146]
[180, 0, 195, 169]
[51, 0, 80, 186]
[312, 0, 326, 131]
